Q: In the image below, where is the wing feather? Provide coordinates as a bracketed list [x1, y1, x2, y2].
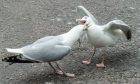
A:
[76, 6, 98, 24]
[104, 20, 131, 40]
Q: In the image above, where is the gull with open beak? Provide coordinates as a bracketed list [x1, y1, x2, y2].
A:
[76, 6, 99, 48]
[78, 16, 131, 68]
[2, 25, 85, 77]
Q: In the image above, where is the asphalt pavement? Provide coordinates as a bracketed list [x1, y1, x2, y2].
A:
[0, 0, 140, 84]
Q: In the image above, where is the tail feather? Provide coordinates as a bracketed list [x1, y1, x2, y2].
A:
[6, 48, 23, 54]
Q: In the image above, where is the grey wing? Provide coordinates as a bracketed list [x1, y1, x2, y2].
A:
[76, 6, 98, 24]
[104, 20, 131, 40]
[33, 36, 55, 44]
[21, 37, 71, 62]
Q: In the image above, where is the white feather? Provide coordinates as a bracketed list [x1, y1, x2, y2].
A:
[6, 48, 23, 54]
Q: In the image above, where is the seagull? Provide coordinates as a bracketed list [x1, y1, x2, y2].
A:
[2, 25, 85, 77]
[76, 6, 98, 48]
[78, 16, 131, 68]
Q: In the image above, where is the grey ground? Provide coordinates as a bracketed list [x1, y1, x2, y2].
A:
[0, 0, 140, 84]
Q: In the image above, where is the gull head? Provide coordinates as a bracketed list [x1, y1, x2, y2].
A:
[76, 16, 93, 31]
[76, 16, 93, 25]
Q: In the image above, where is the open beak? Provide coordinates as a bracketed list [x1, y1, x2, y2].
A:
[76, 19, 86, 25]
[76, 19, 88, 31]
[80, 20, 88, 31]
[80, 20, 86, 25]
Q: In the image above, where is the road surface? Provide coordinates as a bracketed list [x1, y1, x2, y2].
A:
[0, 0, 140, 84]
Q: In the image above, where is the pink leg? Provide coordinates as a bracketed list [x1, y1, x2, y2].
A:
[48, 62, 63, 75]
[96, 54, 106, 68]
[55, 62, 75, 77]
[82, 48, 96, 65]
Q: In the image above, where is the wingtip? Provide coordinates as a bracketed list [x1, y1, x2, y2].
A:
[127, 30, 132, 40]
[77, 6, 85, 10]
[77, 5, 83, 7]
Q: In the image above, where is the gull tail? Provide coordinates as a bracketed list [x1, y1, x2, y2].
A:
[6, 48, 23, 54]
